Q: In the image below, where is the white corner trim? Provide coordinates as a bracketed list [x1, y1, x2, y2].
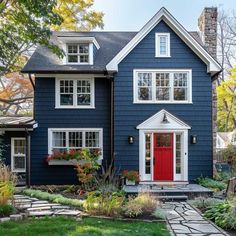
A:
[106, 7, 221, 75]
[155, 33, 170, 57]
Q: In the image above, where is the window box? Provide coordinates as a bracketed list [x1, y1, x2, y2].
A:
[48, 159, 102, 166]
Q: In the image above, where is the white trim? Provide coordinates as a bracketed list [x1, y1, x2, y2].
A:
[155, 33, 170, 57]
[48, 128, 103, 159]
[35, 74, 108, 78]
[106, 7, 221, 75]
[58, 36, 100, 49]
[137, 109, 191, 130]
[139, 130, 188, 182]
[133, 69, 192, 104]
[11, 137, 26, 173]
[55, 77, 95, 109]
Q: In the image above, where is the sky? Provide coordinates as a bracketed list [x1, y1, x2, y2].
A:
[93, 0, 236, 31]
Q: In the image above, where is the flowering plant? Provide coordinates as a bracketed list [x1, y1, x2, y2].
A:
[46, 148, 101, 163]
[122, 170, 139, 182]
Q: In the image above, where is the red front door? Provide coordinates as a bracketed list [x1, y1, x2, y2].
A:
[154, 133, 173, 181]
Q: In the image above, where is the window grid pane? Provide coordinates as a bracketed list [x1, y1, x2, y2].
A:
[145, 133, 151, 174]
[159, 36, 167, 55]
[77, 80, 91, 106]
[85, 132, 99, 148]
[137, 73, 152, 101]
[156, 73, 170, 101]
[13, 139, 26, 155]
[176, 134, 181, 174]
[67, 44, 89, 63]
[174, 73, 188, 101]
[69, 132, 82, 148]
[52, 132, 66, 148]
[60, 80, 74, 106]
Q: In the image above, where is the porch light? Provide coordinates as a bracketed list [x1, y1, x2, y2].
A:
[161, 113, 170, 124]
[128, 136, 134, 144]
[191, 135, 197, 144]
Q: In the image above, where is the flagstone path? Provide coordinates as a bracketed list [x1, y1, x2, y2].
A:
[13, 194, 81, 217]
[162, 201, 229, 236]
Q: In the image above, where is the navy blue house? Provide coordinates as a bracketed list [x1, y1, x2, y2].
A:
[0, 7, 221, 185]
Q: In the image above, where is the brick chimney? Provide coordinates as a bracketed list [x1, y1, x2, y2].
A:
[198, 7, 217, 59]
[198, 7, 218, 167]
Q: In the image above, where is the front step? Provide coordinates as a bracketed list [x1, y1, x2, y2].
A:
[156, 195, 188, 201]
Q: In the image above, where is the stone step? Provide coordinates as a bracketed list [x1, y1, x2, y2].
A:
[27, 206, 52, 211]
[156, 195, 188, 201]
[28, 211, 54, 217]
[30, 203, 61, 208]
[54, 210, 81, 216]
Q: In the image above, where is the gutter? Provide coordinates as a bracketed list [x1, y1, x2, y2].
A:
[211, 69, 223, 82]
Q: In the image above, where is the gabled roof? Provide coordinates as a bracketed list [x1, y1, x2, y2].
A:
[106, 7, 221, 76]
[21, 32, 137, 73]
[137, 109, 191, 130]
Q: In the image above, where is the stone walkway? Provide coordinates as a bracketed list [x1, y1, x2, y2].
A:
[13, 194, 81, 218]
[162, 201, 228, 236]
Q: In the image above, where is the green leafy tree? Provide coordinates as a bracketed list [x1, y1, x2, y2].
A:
[217, 66, 236, 131]
[0, 0, 63, 76]
[52, 0, 104, 31]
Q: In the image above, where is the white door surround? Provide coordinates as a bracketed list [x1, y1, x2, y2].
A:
[137, 109, 191, 182]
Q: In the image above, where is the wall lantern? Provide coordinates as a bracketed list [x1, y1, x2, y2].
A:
[128, 136, 134, 144]
[161, 113, 170, 124]
[191, 135, 198, 144]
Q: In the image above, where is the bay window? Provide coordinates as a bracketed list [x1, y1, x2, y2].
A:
[134, 69, 192, 103]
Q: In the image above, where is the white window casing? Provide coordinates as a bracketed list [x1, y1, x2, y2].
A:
[55, 76, 95, 109]
[48, 128, 103, 160]
[155, 33, 170, 57]
[133, 69, 192, 104]
[11, 137, 26, 173]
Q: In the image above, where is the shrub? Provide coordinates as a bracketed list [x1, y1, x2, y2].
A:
[0, 204, 16, 217]
[188, 197, 224, 212]
[222, 145, 236, 171]
[0, 164, 17, 205]
[204, 201, 236, 230]
[196, 176, 226, 191]
[23, 189, 84, 209]
[153, 208, 167, 220]
[123, 193, 158, 218]
[84, 191, 124, 217]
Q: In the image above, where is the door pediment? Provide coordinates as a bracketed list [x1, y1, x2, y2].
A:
[136, 109, 191, 130]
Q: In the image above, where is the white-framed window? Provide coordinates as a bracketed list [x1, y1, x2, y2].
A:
[55, 77, 95, 109]
[11, 138, 26, 173]
[48, 128, 103, 158]
[155, 33, 170, 57]
[67, 43, 89, 64]
[134, 69, 192, 104]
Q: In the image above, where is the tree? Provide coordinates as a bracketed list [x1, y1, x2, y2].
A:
[52, 0, 104, 31]
[217, 10, 236, 131]
[217, 66, 236, 131]
[0, 73, 33, 115]
[0, 0, 104, 115]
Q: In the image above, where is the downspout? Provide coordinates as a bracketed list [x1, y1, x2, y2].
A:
[25, 128, 31, 187]
[28, 74, 35, 120]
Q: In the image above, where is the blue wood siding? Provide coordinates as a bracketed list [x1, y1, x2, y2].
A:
[31, 77, 111, 184]
[114, 20, 213, 182]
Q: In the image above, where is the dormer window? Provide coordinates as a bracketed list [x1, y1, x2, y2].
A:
[67, 44, 89, 64]
[155, 33, 170, 57]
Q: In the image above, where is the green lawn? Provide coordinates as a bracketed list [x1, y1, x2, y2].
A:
[0, 216, 170, 236]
